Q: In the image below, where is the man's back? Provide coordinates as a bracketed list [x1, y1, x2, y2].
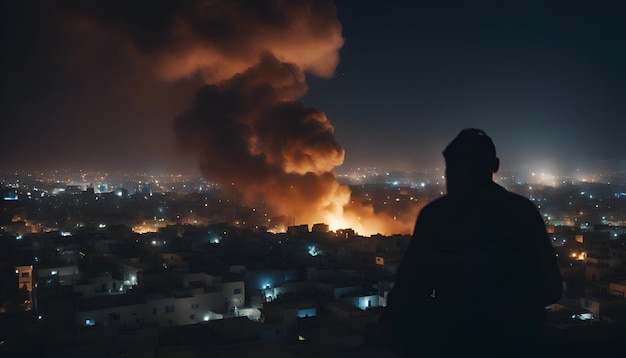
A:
[380, 182, 562, 356]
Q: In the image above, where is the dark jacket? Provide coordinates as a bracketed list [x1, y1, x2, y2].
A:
[377, 182, 562, 356]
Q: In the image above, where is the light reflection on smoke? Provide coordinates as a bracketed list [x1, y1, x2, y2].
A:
[62, 0, 418, 235]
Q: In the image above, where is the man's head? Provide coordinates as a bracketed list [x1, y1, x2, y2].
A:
[443, 129, 499, 194]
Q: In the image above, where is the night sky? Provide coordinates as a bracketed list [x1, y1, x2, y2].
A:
[2, 0, 625, 174]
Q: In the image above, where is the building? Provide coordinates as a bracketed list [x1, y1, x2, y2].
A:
[75, 274, 245, 329]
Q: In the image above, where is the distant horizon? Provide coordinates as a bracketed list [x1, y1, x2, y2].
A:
[4, 137, 626, 175]
[3, 157, 626, 173]
[4, 158, 626, 187]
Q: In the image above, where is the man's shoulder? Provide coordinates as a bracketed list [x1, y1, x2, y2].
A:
[420, 184, 538, 212]
[422, 195, 449, 212]
[493, 184, 537, 210]
[417, 196, 454, 222]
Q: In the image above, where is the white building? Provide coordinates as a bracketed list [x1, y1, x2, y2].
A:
[75, 274, 245, 328]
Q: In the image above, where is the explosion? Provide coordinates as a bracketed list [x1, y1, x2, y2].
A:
[175, 53, 351, 228]
[61, 0, 417, 235]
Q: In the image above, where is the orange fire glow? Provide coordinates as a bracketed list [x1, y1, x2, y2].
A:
[62, 0, 417, 236]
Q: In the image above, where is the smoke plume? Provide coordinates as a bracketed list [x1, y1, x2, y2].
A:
[174, 53, 351, 226]
[58, 0, 415, 234]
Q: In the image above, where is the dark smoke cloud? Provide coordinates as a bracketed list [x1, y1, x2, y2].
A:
[159, 1, 414, 233]
[108, 0, 352, 226]
[77, 0, 409, 233]
[174, 54, 349, 224]
[61, 0, 343, 82]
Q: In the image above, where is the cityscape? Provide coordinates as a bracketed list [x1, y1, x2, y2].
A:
[2, 0, 626, 356]
[2, 164, 626, 356]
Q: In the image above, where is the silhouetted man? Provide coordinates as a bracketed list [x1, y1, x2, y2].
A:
[375, 129, 562, 357]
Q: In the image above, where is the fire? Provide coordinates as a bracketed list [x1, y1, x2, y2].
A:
[325, 212, 352, 234]
[62, 0, 418, 236]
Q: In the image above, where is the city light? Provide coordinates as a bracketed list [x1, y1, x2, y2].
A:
[308, 245, 321, 257]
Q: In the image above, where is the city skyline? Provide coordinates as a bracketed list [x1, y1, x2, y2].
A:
[4, 0, 626, 234]
[2, 1, 625, 174]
